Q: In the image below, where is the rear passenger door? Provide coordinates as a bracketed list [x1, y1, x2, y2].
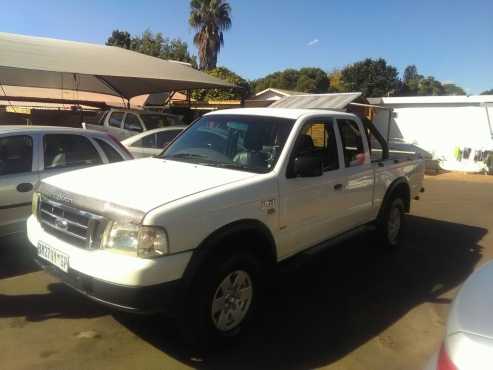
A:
[335, 118, 375, 230]
[40, 134, 103, 180]
[0, 134, 39, 234]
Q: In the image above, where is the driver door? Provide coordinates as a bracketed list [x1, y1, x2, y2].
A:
[277, 118, 346, 259]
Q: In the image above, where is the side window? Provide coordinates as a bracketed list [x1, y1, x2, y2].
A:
[132, 134, 156, 148]
[156, 130, 181, 148]
[366, 128, 386, 162]
[293, 120, 339, 171]
[109, 112, 124, 128]
[43, 134, 102, 169]
[0, 135, 33, 175]
[94, 138, 125, 163]
[124, 114, 143, 133]
[337, 119, 365, 167]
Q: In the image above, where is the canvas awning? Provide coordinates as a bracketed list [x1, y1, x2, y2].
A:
[0, 32, 235, 100]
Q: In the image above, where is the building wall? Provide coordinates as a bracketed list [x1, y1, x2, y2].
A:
[372, 104, 493, 159]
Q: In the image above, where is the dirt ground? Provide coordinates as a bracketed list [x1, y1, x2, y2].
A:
[1, 172, 493, 370]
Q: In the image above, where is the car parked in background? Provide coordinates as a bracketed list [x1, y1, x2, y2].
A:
[426, 261, 493, 370]
[121, 126, 186, 158]
[86, 109, 183, 141]
[0, 126, 132, 237]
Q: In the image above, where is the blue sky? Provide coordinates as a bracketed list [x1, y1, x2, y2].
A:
[3, 0, 493, 94]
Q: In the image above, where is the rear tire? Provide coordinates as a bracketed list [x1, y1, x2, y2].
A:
[376, 197, 405, 248]
[180, 250, 262, 351]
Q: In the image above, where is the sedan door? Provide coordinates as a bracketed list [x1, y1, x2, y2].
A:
[0, 134, 39, 235]
[277, 118, 347, 258]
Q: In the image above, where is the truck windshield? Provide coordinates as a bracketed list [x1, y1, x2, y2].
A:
[141, 114, 172, 130]
[160, 114, 295, 173]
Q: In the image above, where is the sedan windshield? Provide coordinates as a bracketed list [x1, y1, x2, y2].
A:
[160, 114, 295, 173]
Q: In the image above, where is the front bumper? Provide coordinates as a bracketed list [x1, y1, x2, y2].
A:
[35, 254, 181, 314]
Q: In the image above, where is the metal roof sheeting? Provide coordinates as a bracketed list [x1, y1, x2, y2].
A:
[270, 92, 362, 110]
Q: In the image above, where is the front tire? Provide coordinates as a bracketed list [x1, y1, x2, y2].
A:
[180, 250, 262, 350]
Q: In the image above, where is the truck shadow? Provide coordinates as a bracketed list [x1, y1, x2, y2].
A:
[117, 215, 485, 370]
[0, 233, 40, 279]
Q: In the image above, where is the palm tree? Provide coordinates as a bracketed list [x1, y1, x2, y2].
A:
[189, 0, 232, 70]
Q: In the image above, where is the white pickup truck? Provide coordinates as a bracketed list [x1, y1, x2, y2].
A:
[27, 108, 424, 346]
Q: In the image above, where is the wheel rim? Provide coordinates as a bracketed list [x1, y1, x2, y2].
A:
[211, 270, 253, 332]
[387, 204, 401, 244]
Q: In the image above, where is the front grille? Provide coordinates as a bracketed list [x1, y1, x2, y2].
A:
[38, 196, 106, 249]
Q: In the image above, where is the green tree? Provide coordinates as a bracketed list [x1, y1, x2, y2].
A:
[106, 29, 196, 66]
[443, 83, 466, 96]
[189, 0, 232, 70]
[340, 58, 399, 97]
[191, 67, 249, 101]
[328, 69, 345, 92]
[253, 68, 329, 93]
[417, 76, 444, 96]
[481, 89, 493, 95]
[401, 65, 423, 95]
[106, 30, 131, 49]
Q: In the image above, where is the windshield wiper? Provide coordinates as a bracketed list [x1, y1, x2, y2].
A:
[206, 162, 267, 173]
[164, 153, 209, 161]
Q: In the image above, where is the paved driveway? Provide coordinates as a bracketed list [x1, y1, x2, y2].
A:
[1, 173, 492, 370]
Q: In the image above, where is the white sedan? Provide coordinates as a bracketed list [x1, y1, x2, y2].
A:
[0, 126, 133, 237]
[121, 126, 186, 158]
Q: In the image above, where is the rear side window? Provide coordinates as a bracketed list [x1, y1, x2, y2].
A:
[337, 119, 365, 167]
[0, 135, 33, 175]
[132, 134, 156, 148]
[141, 114, 170, 130]
[43, 134, 102, 169]
[124, 114, 143, 133]
[156, 130, 181, 148]
[94, 138, 125, 163]
[109, 112, 124, 128]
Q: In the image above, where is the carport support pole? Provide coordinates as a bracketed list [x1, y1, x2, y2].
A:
[386, 108, 393, 143]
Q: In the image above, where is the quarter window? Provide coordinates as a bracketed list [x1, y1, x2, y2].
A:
[94, 138, 124, 163]
[109, 112, 124, 128]
[0, 135, 33, 175]
[337, 119, 366, 167]
[43, 134, 102, 169]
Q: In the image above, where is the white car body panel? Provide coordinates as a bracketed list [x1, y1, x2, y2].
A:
[0, 126, 131, 237]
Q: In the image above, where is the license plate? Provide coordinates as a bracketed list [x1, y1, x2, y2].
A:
[37, 242, 69, 273]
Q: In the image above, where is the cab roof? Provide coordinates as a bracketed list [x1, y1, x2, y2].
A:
[205, 107, 356, 120]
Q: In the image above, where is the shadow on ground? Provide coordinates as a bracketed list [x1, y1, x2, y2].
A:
[117, 215, 486, 370]
[0, 233, 40, 279]
[0, 283, 107, 321]
[0, 233, 107, 321]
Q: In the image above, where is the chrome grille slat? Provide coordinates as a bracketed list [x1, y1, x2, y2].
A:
[39, 196, 105, 249]
[40, 209, 89, 230]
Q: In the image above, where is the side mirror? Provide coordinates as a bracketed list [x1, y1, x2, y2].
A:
[293, 155, 323, 177]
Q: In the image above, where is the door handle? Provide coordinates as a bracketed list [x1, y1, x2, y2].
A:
[17, 183, 33, 193]
[334, 183, 343, 191]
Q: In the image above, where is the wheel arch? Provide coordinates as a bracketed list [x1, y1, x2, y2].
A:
[180, 219, 277, 294]
[378, 177, 411, 219]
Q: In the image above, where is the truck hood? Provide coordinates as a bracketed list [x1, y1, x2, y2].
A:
[41, 158, 257, 214]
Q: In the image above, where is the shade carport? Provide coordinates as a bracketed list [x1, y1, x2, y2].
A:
[0, 32, 235, 100]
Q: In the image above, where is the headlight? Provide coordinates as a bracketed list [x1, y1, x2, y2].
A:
[32, 192, 40, 219]
[101, 221, 168, 258]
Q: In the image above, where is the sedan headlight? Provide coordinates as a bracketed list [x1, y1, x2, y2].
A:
[101, 221, 168, 258]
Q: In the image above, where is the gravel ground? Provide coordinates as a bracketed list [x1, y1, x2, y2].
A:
[1, 172, 493, 370]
